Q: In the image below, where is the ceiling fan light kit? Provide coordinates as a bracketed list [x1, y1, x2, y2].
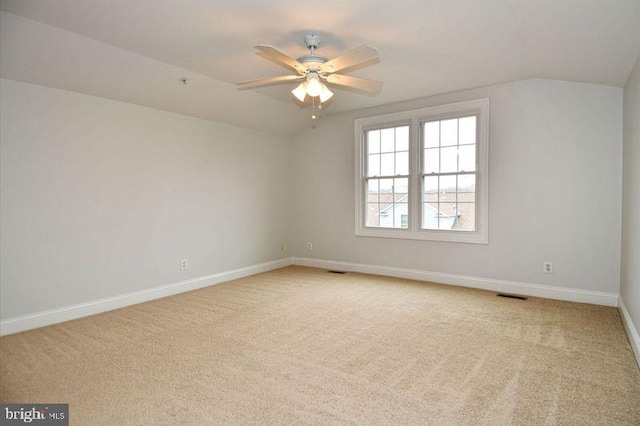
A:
[292, 71, 334, 103]
[237, 33, 382, 122]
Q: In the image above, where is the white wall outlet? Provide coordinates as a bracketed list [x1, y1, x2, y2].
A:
[280, 243, 285, 251]
[543, 261, 553, 274]
[180, 259, 189, 270]
[307, 242, 313, 250]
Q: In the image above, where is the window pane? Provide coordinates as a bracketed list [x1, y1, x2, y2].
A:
[439, 175, 456, 202]
[394, 178, 408, 201]
[421, 174, 477, 231]
[424, 122, 439, 148]
[458, 144, 476, 172]
[459, 116, 476, 145]
[394, 203, 409, 228]
[424, 148, 439, 174]
[396, 151, 409, 175]
[379, 178, 393, 194]
[423, 203, 439, 229]
[366, 177, 410, 229]
[366, 203, 380, 227]
[367, 179, 379, 202]
[423, 176, 438, 202]
[367, 154, 380, 177]
[440, 119, 458, 147]
[367, 130, 381, 154]
[458, 174, 476, 202]
[379, 204, 393, 227]
[380, 128, 395, 152]
[438, 203, 457, 229]
[396, 126, 409, 151]
[425, 205, 476, 231]
[380, 153, 395, 176]
[440, 147, 457, 173]
[453, 203, 475, 231]
[439, 202, 457, 217]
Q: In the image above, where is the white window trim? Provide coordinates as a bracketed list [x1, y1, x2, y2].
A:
[354, 98, 489, 244]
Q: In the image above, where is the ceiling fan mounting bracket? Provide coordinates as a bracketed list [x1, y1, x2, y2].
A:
[304, 34, 321, 49]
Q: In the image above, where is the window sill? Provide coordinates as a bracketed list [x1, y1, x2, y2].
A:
[355, 227, 488, 244]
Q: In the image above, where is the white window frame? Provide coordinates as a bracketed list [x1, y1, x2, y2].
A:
[355, 98, 489, 244]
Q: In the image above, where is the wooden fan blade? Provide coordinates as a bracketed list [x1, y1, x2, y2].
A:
[255, 45, 306, 74]
[320, 46, 379, 74]
[237, 74, 304, 90]
[325, 74, 383, 95]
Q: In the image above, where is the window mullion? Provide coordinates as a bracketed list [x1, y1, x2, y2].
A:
[410, 115, 420, 232]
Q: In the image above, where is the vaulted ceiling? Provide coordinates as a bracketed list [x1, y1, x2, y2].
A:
[1, 0, 639, 136]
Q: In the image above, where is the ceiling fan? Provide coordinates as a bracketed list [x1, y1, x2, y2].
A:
[237, 34, 382, 118]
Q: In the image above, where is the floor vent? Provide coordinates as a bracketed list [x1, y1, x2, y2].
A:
[497, 293, 528, 301]
[327, 270, 347, 274]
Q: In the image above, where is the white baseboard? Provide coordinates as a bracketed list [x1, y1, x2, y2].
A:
[0, 258, 293, 336]
[619, 296, 640, 369]
[1, 257, 622, 337]
[292, 257, 619, 307]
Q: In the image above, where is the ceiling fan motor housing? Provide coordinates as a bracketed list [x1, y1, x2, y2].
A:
[297, 54, 328, 69]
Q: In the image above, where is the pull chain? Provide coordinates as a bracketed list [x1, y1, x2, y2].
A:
[311, 97, 317, 121]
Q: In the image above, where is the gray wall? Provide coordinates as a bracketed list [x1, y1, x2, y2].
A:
[621, 56, 640, 335]
[0, 76, 629, 328]
[0, 78, 292, 319]
[291, 79, 623, 294]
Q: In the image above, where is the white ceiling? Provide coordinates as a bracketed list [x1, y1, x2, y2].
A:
[1, 0, 639, 136]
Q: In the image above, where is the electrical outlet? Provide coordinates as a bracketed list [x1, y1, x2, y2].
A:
[181, 259, 189, 270]
[280, 243, 285, 251]
[543, 261, 553, 274]
[307, 242, 313, 250]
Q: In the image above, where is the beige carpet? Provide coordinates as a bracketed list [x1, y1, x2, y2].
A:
[1, 266, 639, 425]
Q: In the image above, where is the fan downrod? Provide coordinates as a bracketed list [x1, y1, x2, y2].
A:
[298, 34, 328, 68]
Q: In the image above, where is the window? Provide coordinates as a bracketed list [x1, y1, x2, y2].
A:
[355, 99, 489, 244]
[422, 116, 476, 231]
[365, 126, 409, 228]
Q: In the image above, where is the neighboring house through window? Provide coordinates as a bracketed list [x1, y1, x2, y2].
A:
[354, 98, 489, 244]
